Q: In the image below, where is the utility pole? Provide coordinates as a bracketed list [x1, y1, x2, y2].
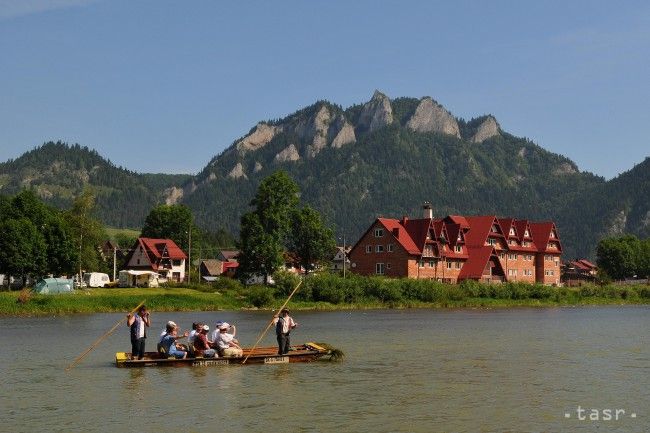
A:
[113, 246, 117, 282]
[187, 225, 192, 284]
[343, 234, 346, 279]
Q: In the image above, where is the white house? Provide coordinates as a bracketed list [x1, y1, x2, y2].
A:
[124, 238, 187, 283]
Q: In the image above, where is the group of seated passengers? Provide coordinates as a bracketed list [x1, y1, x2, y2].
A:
[158, 320, 242, 359]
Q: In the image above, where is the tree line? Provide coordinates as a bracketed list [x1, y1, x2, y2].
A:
[0, 170, 335, 287]
[596, 235, 650, 280]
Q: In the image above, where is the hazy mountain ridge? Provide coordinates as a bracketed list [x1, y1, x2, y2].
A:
[1, 92, 648, 258]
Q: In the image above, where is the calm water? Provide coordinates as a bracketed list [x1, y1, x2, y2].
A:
[1, 306, 648, 433]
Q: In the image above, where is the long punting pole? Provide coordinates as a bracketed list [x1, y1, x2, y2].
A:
[241, 280, 302, 364]
[65, 299, 146, 371]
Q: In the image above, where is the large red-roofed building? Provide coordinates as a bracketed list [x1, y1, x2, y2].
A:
[348, 204, 562, 285]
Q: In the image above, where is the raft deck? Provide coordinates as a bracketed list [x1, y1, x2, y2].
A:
[115, 342, 333, 367]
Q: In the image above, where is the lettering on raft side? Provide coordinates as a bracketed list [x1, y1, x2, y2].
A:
[193, 359, 230, 366]
[264, 356, 289, 364]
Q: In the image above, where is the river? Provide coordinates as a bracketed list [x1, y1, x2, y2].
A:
[1, 306, 648, 433]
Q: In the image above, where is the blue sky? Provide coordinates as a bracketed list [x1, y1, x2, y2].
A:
[1, 0, 648, 179]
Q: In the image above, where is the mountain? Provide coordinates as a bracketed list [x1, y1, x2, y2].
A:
[1, 92, 648, 258]
[0, 142, 191, 228]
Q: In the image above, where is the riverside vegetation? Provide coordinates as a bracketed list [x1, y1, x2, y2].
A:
[2, 273, 649, 316]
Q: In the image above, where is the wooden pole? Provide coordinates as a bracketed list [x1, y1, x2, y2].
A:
[241, 280, 302, 364]
[65, 300, 146, 371]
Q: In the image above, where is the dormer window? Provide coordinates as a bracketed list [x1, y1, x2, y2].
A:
[491, 225, 498, 233]
[487, 238, 496, 246]
[454, 245, 462, 253]
[550, 231, 556, 238]
[524, 229, 530, 237]
[374, 228, 384, 237]
[509, 228, 515, 236]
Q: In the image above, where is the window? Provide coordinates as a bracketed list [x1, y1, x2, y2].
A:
[375, 263, 384, 275]
[499, 253, 505, 259]
[387, 244, 394, 252]
[454, 245, 462, 253]
[524, 230, 530, 237]
[366, 245, 372, 254]
[523, 241, 530, 247]
[419, 260, 424, 268]
[487, 238, 496, 246]
[137, 259, 140, 265]
[447, 261, 453, 269]
[374, 228, 384, 237]
[491, 225, 498, 233]
[376, 245, 384, 253]
[508, 269, 518, 276]
[455, 261, 461, 269]
[429, 260, 435, 267]
[509, 227, 516, 235]
[386, 263, 391, 269]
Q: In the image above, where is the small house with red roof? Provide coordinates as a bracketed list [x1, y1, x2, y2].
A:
[348, 204, 563, 285]
[124, 237, 187, 283]
[561, 258, 597, 286]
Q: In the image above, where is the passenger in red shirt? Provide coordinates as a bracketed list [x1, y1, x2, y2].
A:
[193, 325, 217, 358]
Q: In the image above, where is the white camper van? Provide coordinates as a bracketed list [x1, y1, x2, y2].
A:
[83, 272, 111, 288]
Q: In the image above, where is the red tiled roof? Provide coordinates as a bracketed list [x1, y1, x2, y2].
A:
[403, 218, 433, 251]
[570, 261, 591, 271]
[465, 216, 503, 247]
[514, 220, 532, 242]
[578, 259, 596, 269]
[446, 215, 470, 228]
[458, 246, 502, 279]
[222, 261, 239, 270]
[498, 218, 515, 238]
[139, 238, 187, 260]
[529, 222, 562, 253]
[377, 218, 420, 255]
[443, 222, 462, 247]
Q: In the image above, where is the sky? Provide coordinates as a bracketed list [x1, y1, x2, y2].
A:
[0, 0, 649, 179]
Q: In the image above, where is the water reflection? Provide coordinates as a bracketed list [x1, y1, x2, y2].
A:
[1, 307, 649, 432]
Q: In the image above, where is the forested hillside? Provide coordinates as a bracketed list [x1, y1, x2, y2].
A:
[1, 92, 648, 259]
[0, 142, 190, 228]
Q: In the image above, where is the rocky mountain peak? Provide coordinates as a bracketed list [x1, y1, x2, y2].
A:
[470, 115, 500, 143]
[358, 90, 393, 132]
[287, 103, 356, 159]
[406, 97, 460, 138]
[235, 123, 279, 153]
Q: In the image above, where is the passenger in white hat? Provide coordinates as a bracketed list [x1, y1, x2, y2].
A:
[214, 322, 242, 357]
[193, 324, 217, 358]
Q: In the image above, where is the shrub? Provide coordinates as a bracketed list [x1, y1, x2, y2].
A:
[273, 270, 302, 299]
[247, 286, 275, 307]
[211, 277, 244, 292]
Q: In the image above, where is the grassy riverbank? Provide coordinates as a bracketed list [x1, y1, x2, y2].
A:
[2, 274, 650, 316]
